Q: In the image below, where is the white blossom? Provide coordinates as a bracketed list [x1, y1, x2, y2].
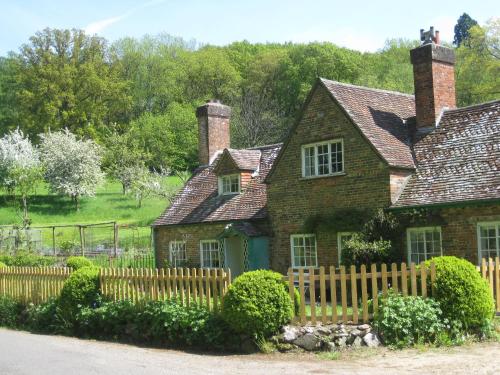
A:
[39, 129, 104, 207]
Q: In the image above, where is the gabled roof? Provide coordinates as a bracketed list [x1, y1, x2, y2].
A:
[153, 144, 281, 226]
[393, 100, 500, 208]
[213, 148, 261, 173]
[266, 79, 416, 182]
[320, 79, 416, 169]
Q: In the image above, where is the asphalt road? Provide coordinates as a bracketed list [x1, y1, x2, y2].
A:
[1, 328, 499, 375]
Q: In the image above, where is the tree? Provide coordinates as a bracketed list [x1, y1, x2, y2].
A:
[10, 28, 131, 138]
[0, 129, 42, 226]
[455, 19, 500, 106]
[454, 13, 478, 46]
[102, 130, 149, 194]
[39, 129, 104, 210]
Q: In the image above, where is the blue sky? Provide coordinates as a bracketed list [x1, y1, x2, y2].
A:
[1, 0, 498, 56]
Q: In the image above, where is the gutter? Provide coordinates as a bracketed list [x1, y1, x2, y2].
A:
[387, 198, 500, 212]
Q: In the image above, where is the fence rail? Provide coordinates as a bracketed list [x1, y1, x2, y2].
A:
[0, 266, 72, 304]
[100, 267, 231, 311]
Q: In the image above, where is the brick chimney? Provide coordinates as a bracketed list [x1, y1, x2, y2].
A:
[410, 27, 456, 129]
[196, 100, 231, 165]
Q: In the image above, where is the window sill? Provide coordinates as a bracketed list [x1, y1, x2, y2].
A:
[300, 172, 346, 181]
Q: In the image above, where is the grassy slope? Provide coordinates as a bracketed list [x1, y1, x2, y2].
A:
[0, 177, 182, 227]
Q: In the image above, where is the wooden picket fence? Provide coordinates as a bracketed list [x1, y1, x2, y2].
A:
[480, 257, 500, 314]
[287, 262, 437, 325]
[99, 267, 231, 311]
[0, 266, 72, 304]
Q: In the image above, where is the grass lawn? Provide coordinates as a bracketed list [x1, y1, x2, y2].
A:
[0, 177, 182, 227]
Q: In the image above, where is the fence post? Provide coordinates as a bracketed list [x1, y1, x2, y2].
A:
[52, 226, 56, 256]
[79, 226, 85, 256]
[113, 222, 118, 257]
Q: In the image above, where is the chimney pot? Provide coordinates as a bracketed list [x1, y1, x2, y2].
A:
[411, 29, 456, 129]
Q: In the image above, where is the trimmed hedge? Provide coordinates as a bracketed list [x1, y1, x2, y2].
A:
[424, 256, 495, 332]
[0, 252, 57, 267]
[66, 256, 94, 270]
[222, 270, 294, 338]
[59, 266, 100, 320]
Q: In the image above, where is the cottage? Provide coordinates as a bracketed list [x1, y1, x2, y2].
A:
[153, 28, 500, 275]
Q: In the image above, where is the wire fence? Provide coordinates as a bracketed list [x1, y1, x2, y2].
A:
[0, 222, 153, 262]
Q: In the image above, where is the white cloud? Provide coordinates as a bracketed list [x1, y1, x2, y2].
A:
[290, 26, 384, 52]
[84, 0, 167, 35]
[85, 15, 126, 35]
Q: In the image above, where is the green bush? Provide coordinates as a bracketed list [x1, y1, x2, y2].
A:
[24, 298, 66, 334]
[66, 256, 94, 270]
[0, 295, 23, 327]
[374, 292, 446, 347]
[0, 261, 6, 268]
[59, 266, 100, 320]
[341, 234, 392, 267]
[74, 299, 236, 349]
[424, 256, 495, 333]
[222, 270, 294, 338]
[0, 251, 57, 267]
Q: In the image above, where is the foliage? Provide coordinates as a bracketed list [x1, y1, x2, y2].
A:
[302, 209, 368, 233]
[23, 298, 66, 333]
[455, 19, 500, 107]
[0, 251, 57, 267]
[222, 270, 294, 338]
[4, 28, 131, 138]
[0, 295, 23, 327]
[59, 266, 100, 320]
[454, 13, 479, 46]
[374, 292, 447, 348]
[424, 256, 495, 333]
[0, 261, 5, 268]
[66, 256, 94, 270]
[340, 234, 393, 267]
[39, 129, 105, 210]
[74, 299, 236, 349]
[0, 129, 42, 225]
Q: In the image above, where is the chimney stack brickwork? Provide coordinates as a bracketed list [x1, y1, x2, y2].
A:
[411, 38, 456, 129]
[196, 100, 231, 165]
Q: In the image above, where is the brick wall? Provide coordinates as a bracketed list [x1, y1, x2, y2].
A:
[153, 220, 270, 268]
[267, 84, 393, 273]
[400, 204, 500, 265]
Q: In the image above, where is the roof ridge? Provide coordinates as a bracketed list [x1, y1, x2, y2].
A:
[246, 142, 283, 150]
[320, 78, 415, 98]
[442, 99, 500, 114]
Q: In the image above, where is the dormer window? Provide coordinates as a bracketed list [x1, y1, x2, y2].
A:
[219, 174, 240, 195]
[301, 139, 344, 178]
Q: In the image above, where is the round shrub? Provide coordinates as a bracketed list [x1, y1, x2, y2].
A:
[59, 266, 100, 318]
[424, 256, 495, 332]
[66, 256, 94, 270]
[222, 270, 293, 338]
[374, 292, 446, 347]
[0, 295, 23, 327]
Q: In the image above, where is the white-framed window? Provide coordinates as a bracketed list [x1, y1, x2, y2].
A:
[301, 139, 344, 178]
[337, 232, 358, 264]
[477, 222, 500, 262]
[200, 240, 221, 268]
[407, 227, 442, 264]
[218, 174, 240, 195]
[169, 240, 187, 267]
[291, 234, 318, 268]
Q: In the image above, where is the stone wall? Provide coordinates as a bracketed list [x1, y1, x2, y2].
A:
[267, 84, 393, 273]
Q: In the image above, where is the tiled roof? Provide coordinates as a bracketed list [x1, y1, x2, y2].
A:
[320, 79, 416, 169]
[393, 100, 500, 207]
[153, 144, 281, 226]
[225, 149, 261, 171]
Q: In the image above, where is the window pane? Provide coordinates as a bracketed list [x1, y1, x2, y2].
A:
[330, 141, 343, 173]
[304, 147, 315, 177]
[292, 235, 317, 267]
[478, 224, 500, 261]
[317, 144, 330, 175]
